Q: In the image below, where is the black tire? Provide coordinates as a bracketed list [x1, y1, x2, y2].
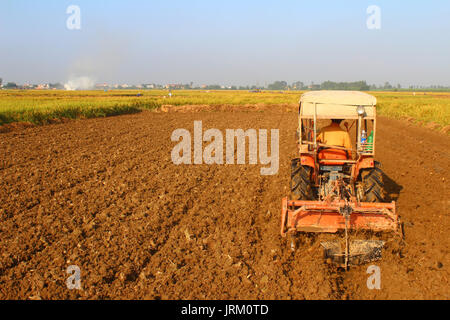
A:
[359, 162, 387, 202]
[290, 159, 314, 200]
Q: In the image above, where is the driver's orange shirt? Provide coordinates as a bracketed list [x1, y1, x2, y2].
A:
[317, 122, 353, 157]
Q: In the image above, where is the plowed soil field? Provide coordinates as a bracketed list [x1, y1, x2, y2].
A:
[0, 105, 448, 299]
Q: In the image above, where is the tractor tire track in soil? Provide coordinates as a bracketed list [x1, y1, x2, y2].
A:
[0, 107, 448, 299]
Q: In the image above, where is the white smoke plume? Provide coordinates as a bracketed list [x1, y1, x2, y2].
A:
[64, 31, 129, 90]
[64, 76, 95, 90]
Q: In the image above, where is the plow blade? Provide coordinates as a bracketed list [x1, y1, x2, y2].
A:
[321, 240, 385, 267]
[281, 198, 399, 237]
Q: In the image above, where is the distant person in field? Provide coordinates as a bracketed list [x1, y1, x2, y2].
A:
[317, 119, 352, 158]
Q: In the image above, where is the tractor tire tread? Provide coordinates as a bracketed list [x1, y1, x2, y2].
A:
[291, 160, 314, 200]
[360, 165, 387, 202]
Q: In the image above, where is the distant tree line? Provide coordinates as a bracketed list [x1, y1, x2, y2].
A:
[265, 80, 450, 91]
[267, 80, 383, 91]
[321, 80, 370, 90]
[4, 82, 18, 89]
[0, 81, 65, 89]
[1, 75, 449, 92]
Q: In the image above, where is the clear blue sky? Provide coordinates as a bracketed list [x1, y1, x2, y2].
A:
[0, 0, 449, 86]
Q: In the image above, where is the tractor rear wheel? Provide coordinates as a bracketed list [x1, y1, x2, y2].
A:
[290, 159, 314, 200]
[359, 162, 387, 202]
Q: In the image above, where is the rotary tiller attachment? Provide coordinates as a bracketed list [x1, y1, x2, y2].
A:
[281, 197, 400, 268]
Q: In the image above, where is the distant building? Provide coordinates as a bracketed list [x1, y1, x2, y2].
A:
[308, 84, 320, 90]
[165, 83, 186, 89]
[36, 84, 50, 90]
[95, 83, 108, 89]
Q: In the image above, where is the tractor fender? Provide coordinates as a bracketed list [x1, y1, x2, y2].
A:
[354, 157, 375, 178]
[300, 155, 315, 169]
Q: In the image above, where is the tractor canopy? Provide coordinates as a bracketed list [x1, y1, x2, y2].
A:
[299, 91, 377, 119]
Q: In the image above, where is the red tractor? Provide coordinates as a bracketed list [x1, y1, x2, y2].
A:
[281, 91, 402, 268]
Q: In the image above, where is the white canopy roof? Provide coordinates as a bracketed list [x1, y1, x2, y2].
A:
[300, 90, 377, 105]
[299, 91, 377, 119]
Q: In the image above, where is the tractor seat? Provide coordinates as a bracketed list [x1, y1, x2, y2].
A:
[318, 148, 349, 165]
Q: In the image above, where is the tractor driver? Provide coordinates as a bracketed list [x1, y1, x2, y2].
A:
[317, 119, 353, 158]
